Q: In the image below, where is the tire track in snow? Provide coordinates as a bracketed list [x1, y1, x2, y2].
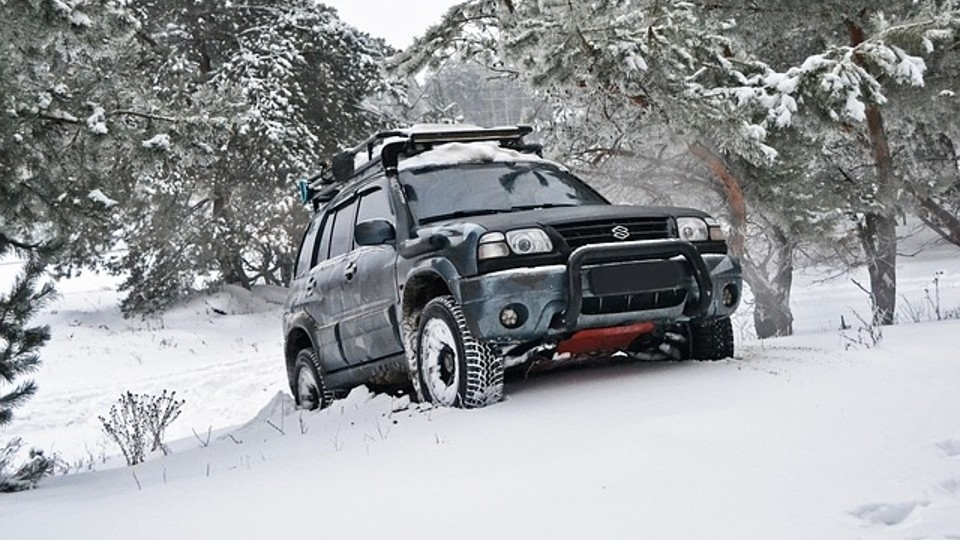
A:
[16, 348, 287, 459]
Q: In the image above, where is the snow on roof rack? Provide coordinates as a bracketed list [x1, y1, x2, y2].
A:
[404, 125, 532, 144]
[297, 125, 535, 210]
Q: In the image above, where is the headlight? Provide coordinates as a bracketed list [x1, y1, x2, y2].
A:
[676, 217, 709, 242]
[506, 228, 553, 255]
[478, 228, 554, 260]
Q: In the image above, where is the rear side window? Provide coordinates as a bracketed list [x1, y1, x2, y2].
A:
[328, 199, 359, 259]
[314, 212, 333, 263]
[294, 217, 322, 279]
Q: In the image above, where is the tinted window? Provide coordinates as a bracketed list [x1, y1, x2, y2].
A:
[399, 162, 607, 224]
[294, 217, 321, 278]
[328, 199, 358, 258]
[356, 188, 393, 225]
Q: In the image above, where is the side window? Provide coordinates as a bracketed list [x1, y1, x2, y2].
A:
[328, 198, 359, 259]
[355, 188, 393, 225]
[294, 217, 321, 279]
[314, 212, 333, 264]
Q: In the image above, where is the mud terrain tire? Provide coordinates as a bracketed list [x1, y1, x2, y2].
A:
[416, 296, 504, 408]
[293, 348, 330, 410]
[690, 316, 734, 360]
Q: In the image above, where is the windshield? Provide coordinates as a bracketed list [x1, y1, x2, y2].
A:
[399, 162, 608, 224]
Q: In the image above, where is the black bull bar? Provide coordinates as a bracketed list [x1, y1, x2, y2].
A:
[563, 239, 714, 329]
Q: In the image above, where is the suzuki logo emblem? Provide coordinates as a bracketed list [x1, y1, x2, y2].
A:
[611, 225, 630, 240]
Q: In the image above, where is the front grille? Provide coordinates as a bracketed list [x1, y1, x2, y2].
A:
[552, 217, 672, 249]
[582, 289, 687, 315]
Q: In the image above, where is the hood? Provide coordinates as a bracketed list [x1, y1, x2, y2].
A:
[421, 204, 710, 232]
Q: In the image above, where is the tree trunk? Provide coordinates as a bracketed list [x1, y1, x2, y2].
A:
[741, 227, 795, 338]
[860, 107, 898, 326]
[687, 141, 797, 337]
[858, 213, 898, 325]
[219, 256, 251, 289]
[751, 284, 794, 338]
[687, 141, 747, 257]
[212, 187, 251, 289]
[847, 18, 898, 326]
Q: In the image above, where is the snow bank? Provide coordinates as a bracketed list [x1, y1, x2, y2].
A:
[166, 284, 288, 318]
[5, 320, 960, 539]
[6, 274, 289, 465]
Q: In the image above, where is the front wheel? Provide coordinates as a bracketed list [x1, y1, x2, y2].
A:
[689, 316, 735, 360]
[417, 296, 504, 408]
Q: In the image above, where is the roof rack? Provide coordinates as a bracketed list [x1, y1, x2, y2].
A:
[297, 125, 536, 211]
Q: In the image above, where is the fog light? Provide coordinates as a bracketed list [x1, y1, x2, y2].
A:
[478, 242, 510, 260]
[499, 304, 527, 329]
[721, 284, 739, 308]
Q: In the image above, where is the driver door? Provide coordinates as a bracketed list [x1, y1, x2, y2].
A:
[338, 186, 404, 364]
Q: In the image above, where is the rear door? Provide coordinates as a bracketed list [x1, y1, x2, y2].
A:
[286, 213, 323, 335]
[338, 186, 405, 363]
[303, 198, 358, 371]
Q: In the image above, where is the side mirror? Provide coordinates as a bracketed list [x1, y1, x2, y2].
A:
[355, 219, 396, 246]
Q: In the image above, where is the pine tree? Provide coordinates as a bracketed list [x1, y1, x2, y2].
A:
[0, 252, 54, 427]
[106, 0, 396, 312]
[0, 0, 210, 282]
[393, 0, 960, 330]
[414, 61, 543, 126]
[2, 0, 396, 314]
[713, 0, 960, 324]
[0, 225, 59, 493]
[392, 0, 823, 336]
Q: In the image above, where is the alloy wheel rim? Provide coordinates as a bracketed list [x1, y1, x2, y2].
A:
[421, 317, 460, 406]
[297, 367, 320, 409]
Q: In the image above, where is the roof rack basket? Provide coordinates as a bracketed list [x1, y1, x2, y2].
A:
[297, 125, 536, 211]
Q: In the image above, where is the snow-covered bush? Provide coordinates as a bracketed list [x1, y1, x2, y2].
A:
[98, 390, 185, 466]
[0, 438, 58, 492]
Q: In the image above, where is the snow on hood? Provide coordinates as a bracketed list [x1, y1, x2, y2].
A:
[397, 141, 548, 171]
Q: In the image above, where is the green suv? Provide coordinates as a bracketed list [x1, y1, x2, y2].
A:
[283, 125, 742, 409]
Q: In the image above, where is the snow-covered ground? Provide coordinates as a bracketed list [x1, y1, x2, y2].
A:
[1, 242, 959, 539]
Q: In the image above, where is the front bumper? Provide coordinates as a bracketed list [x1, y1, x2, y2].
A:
[457, 239, 742, 343]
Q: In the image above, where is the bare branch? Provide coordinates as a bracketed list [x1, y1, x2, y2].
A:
[109, 110, 179, 123]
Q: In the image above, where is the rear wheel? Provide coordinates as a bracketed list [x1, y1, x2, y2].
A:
[417, 296, 504, 408]
[690, 316, 734, 360]
[294, 348, 329, 410]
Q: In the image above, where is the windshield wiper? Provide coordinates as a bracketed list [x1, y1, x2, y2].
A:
[509, 203, 579, 211]
[419, 208, 508, 224]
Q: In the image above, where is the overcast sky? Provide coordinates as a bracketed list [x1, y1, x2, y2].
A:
[321, 0, 462, 49]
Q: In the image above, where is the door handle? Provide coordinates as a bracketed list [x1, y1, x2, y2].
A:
[344, 261, 358, 281]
